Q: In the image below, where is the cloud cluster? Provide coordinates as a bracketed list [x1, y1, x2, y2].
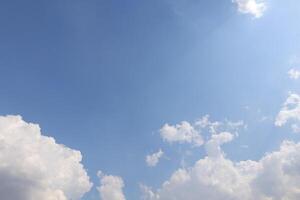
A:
[160, 116, 245, 147]
[143, 131, 300, 200]
[121, 68, 300, 200]
[232, 0, 266, 18]
[288, 69, 300, 80]
[97, 171, 126, 200]
[146, 150, 164, 167]
[0, 115, 92, 200]
[141, 88, 300, 200]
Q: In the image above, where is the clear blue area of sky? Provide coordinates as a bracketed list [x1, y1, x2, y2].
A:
[0, 0, 300, 199]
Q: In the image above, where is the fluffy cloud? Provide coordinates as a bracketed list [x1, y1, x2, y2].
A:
[160, 116, 245, 148]
[288, 69, 300, 80]
[160, 121, 204, 146]
[97, 171, 126, 200]
[146, 149, 164, 167]
[204, 132, 234, 157]
[0, 115, 92, 200]
[275, 93, 300, 127]
[142, 131, 300, 200]
[232, 0, 266, 18]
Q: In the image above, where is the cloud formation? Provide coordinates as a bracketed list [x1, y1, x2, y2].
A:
[288, 69, 300, 80]
[195, 115, 245, 135]
[160, 121, 204, 146]
[97, 171, 126, 200]
[143, 131, 300, 200]
[232, 0, 266, 18]
[0, 115, 92, 200]
[146, 149, 164, 167]
[275, 93, 300, 127]
[204, 132, 234, 157]
[160, 116, 245, 147]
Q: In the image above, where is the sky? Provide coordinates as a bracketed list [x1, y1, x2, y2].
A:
[1, 0, 300, 199]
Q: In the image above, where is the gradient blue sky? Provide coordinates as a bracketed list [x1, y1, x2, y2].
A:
[1, 0, 300, 199]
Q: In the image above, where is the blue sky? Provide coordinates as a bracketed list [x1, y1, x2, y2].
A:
[1, 0, 300, 199]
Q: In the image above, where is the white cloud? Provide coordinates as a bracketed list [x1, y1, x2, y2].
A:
[160, 116, 245, 147]
[146, 149, 164, 167]
[195, 115, 210, 128]
[160, 121, 204, 146]
[140, 184, 159, 200]
[275, 93, 300, 127]
[142, 133, 300, 200]
[97, 171, 126, 200]
[288, 69, 300, 80]
[195, 115, 222, 135]
[195, 115, 245, 135]
[233, 0, 266, 18]
[205, 132, 234, 157]
[0, 115, 92, 200]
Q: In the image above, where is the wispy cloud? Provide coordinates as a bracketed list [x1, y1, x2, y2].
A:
[146, 149, 164, 167]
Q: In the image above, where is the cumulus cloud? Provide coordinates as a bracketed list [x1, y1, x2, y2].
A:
[142, 132, 300, 200]
[146, 149, 164, 167]
[288, 69, 300, 80]
[0, 115, 92, 200]
[97, 171, 126, 200]
[232, 0, 266, 18]
[160, 121, 204, 146]
[204, 132, 234, 157]
[160, 116, 245, 147]
[275, 93, 300, 127]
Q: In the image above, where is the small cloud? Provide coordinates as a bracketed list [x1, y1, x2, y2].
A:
[146, 149, 164, 167]
[160, 116, 245, 148]
[275, 93, 300, 127]
[195, 115, 210, 128]
[160, 121, 204, 146]
[288, 68, 300, 80]
[233, 0, 266, 18]
[140, 184, 159, 200]
[97, 171, 126, 200]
